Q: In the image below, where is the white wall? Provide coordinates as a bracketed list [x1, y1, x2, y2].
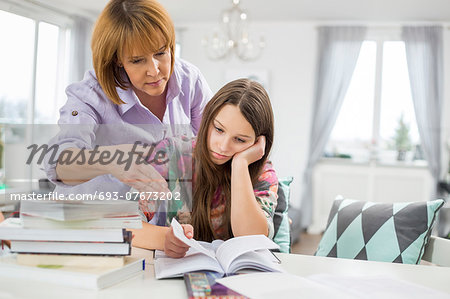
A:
[178, 21, 450, 208]
[178, 22, 318, 206]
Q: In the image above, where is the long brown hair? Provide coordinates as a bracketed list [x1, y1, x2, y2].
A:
[191, 79, 274, 241]
[91, 0, 175, 104]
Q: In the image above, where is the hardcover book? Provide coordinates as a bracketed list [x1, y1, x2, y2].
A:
[184, 271, 247, 299]
[10, 231, 132, 255]
[0, 217, 126, 242]
[17, 253, 125, 267]
[20, 200, 139, 221]
[0, 255, 144, 289]
[20, 214, 142, 229]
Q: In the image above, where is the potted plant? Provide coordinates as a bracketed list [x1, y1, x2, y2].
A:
[392, 114, 412, 161]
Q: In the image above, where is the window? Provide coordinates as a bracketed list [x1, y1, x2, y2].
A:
[0, 7, 71, 124]
[325, 35, 421, 163]
[0, 5, 73, 191]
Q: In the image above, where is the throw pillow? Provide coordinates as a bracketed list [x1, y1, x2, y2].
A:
[273, 176, 293, 253]
[315, 196, 444, 264]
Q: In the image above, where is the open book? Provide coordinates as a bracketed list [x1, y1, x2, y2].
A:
[154, 218, 283, 279]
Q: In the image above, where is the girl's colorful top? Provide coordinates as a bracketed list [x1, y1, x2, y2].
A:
[139, 137, 279, 240]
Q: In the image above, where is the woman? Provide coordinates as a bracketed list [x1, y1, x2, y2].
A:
[45, 0, 212, 196]
[132, 78, 278, 258]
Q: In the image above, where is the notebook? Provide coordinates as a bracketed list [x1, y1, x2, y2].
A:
[216, 273, 450, 299]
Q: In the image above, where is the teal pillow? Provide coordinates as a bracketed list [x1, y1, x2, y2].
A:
[272, 176, 293, 253]
[315, 196, 444, 264]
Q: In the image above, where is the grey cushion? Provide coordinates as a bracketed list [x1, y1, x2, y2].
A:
[315, 196, 444, 264]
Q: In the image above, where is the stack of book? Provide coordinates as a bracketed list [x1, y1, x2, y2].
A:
[13, 200, 142, 256]
[0, 199, 145, 289]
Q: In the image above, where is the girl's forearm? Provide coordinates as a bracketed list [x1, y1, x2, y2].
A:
[129, 222, 169, 250]
[230, 159, 268, 237]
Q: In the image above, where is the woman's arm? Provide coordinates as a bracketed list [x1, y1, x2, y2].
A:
[230, 136, 270, 236]
[55, 143, 169, 193]
[190, 69, 213, 135]
[55, 146, 111, 185]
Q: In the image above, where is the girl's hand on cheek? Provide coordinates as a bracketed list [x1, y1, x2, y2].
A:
[233, 136, 266, 166]
[163, 224, 193, 258]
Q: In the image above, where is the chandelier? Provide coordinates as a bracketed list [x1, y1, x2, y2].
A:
[202, 0, 265, 61]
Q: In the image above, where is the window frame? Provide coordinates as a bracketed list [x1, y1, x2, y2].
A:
[367, 28, 404, 154]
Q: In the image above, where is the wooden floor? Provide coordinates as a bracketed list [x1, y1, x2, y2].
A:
[290, 231, 322, 255]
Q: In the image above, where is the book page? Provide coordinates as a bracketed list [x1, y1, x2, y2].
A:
[154, 254, 224, 279]
[170, 218, 215, 259]
[197, 240, 224, 255]
[227, 249, 283, 274]
[215, 235, 279, 271]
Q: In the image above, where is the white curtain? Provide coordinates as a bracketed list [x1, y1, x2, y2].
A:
[70, 16, 94, 82]
[292, 26, 367, 237]
[402, 26, 444, 198]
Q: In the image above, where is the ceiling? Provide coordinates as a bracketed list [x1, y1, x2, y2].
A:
[39, 0, 450, 22]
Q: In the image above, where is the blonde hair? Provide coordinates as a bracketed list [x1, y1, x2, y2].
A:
[191, 78, 274, 241]
[91, 0, 175, 104]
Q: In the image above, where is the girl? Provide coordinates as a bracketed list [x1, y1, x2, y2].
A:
[132, 78, 278, 258]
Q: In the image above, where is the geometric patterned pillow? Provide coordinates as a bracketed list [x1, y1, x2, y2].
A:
[315, 196, 444, 264]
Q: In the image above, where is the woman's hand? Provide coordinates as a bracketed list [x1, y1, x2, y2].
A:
[107, 144, 170, 195]
[233, 135, 266, 166]
[138, 198, 158, 216]
[163, 224, 193, 258]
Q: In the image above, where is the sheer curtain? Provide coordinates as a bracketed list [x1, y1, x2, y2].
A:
[70, 16, 94, 82]
[402, 26, 444, 198]
[292, 26, 367, 237]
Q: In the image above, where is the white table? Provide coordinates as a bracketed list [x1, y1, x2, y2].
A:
[0, 248, 449, 298]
